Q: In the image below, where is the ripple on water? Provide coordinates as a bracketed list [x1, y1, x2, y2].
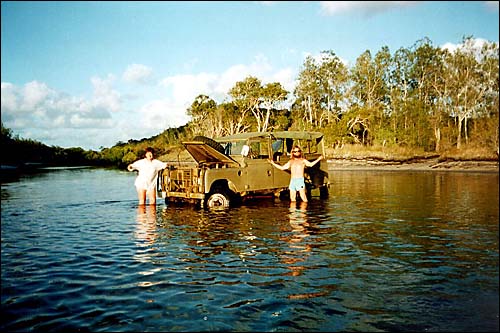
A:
[1, 169, 498, 332]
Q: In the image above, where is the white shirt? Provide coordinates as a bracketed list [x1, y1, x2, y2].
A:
[130, 158, 168, 191]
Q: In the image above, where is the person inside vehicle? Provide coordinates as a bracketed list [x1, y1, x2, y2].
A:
[268, 146, 323, 202]
[127, 147, 168, 205]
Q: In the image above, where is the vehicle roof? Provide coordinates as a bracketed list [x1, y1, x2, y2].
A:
[215, 131, 324, 142]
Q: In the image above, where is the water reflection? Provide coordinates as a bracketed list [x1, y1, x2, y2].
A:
[134, 205, 157, 246]
[134, 203, 160, 284]
[283, 201, 311, 277]
[2, 168, 497, 332]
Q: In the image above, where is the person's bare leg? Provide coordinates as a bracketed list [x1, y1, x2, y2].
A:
[290, 189, 297, 202]
[137, 189, 147, 205]
[148, 189, 157, 205]
[298, 201, 308, 210]
[299, 189, 308, 202]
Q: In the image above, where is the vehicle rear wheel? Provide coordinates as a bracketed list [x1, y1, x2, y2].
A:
[319, 185, 329, 199]
[205, 190, 230, 208]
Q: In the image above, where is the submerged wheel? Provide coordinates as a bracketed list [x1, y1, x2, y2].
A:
[205, 190, 230, 208]
[319, 185, 329, 199]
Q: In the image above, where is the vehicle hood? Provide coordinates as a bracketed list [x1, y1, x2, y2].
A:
[183, 141, 239, 166]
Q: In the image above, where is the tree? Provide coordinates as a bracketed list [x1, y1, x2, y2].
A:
[229, 76, 263, 131]
[187, 94, 222, 137]
[219, 101, 250, 135]
[348, 48, 391, 145]
[294, 51, 349, 131]
[260, 82, 288, 132]
[445, 36, 497, 149]
[294, 55, 322, 128]
[409, 38, 447, 151]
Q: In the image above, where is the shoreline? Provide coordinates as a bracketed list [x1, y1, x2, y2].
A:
[327, 158, 499, 173]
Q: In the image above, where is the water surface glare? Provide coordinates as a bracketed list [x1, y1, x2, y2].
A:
[1, 167, 498, 331]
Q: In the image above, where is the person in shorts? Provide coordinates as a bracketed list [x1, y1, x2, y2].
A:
[268, 146, 323, 202]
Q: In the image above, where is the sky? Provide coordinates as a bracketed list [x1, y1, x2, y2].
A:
[1, 1, 499, 151]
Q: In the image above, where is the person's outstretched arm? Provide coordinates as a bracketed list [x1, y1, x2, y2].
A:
[304, 155, 323, 167]
[268, 159, 290, 171]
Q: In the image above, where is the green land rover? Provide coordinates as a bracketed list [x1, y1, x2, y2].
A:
[157, 131, 330, 208]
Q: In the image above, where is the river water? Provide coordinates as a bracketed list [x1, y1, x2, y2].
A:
[1, 167, 498, 332]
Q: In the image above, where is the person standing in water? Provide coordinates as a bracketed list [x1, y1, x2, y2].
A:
[268, 145, 323, 202]
[127, 147, 168, 205]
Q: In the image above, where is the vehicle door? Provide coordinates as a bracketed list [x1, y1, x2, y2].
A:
[242, 138, 276, 191]
[269, 138, 291, 188]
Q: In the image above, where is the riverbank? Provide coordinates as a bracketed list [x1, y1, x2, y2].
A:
[327, 157, 499, 172]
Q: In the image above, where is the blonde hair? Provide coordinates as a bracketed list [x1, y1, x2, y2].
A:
[291, 146, 302, 159]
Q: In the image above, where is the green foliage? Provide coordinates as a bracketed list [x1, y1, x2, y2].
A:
[3, 37, 498, 168]
[122, 151, 138, 165]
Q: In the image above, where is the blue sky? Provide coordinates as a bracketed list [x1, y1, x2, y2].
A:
[1, 1, 499, 150]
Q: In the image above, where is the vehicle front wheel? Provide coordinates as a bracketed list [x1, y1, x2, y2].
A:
[205, 191, 230, 208]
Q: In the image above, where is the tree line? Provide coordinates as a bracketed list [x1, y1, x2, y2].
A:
[186, 36, 498, 154]
[2, 36, 498, 169]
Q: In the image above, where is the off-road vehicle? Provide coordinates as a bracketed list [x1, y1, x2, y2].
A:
[157, 131, 330, 208]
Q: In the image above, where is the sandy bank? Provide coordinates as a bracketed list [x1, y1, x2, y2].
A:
[327, 157, 499, 173]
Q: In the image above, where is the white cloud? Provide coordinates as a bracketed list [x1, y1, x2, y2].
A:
[1, 82, 18, 117]
[319, 1, 419, 17]
[2, 56, 298, 149]
[21, 81, 53, 110]
[441, 37, 490, 52]
[91, 75, 122, 113]
[270, 68, 296, 92]
[138, 99, 190, 131]
[1, 77, 121, 148]
[160, 72, 219, 104]
[151, 55, 298, 129]
[123, 63, 154, 84]
[160, 54, 295, 102]
[441, 38, 496, 61]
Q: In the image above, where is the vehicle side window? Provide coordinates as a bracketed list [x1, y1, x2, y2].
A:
[272, 139, 284, 161]
[224, 141, 246, 155]
[223, 142, 232, 155]
[285, 138, 294, 154]
[259, 141, 269, 158]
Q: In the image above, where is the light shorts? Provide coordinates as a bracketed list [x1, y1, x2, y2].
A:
[289, 177, 305, 191]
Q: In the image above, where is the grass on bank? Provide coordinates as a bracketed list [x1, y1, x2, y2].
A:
[327, 144, 498, 162]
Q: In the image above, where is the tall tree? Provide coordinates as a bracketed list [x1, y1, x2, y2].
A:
[348, 48, 390, 144]
[410, 38, 447, 151]
[229, 76, 264, 131]
[260, 82, 288, 132]
[445, 36, 496, 149]
[294, 51, 348, 129]
[187, 94, 223, 137]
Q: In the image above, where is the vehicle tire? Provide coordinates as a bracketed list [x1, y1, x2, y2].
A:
[205, 189, 231, 208]
[319, 185, 329, 199]
[305, 183, 312, 201]
[192, 135, 225, 154]
[279, 189, 290, 200]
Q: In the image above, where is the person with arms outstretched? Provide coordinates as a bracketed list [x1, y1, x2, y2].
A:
[127, 147, 168, 205]
[268, 146, 323, 202]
